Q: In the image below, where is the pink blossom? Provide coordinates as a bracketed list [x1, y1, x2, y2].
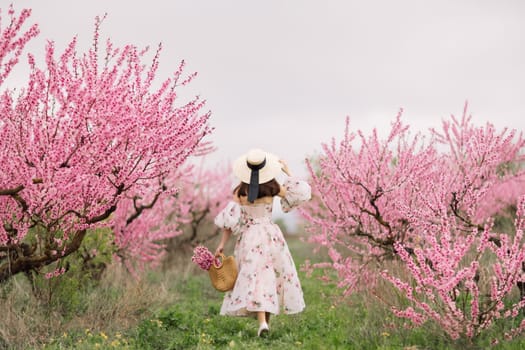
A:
[44, 267, 66, 279]
[191, 245, 216, 271]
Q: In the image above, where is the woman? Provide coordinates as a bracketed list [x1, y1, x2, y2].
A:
[214, 148, 311, 337]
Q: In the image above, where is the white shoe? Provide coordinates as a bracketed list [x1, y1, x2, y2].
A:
[257, 322, 269, 337]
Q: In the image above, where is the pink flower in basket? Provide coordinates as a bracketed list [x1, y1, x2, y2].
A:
[191, 246, 216, 271]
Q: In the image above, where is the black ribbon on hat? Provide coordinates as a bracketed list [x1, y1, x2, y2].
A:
[247, 158, 266, 203]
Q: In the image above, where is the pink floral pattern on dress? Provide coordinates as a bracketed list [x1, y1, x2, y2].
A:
[215, 178, 311, 317]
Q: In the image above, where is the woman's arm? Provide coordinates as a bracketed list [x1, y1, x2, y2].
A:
[215, 228, 232, 256]
[278, 185, 287, 198]
[278, 159, 292, 197]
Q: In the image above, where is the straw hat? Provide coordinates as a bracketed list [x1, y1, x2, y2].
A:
[232, 148, 281, 184]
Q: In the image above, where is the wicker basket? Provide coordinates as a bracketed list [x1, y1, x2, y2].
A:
[209, 253, 238, 292]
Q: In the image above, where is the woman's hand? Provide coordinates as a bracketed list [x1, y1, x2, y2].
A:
[214, 244, 224, 257]
[279, 159, 292, 176]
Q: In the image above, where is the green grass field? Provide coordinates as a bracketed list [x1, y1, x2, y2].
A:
[2, 237, 525, 349]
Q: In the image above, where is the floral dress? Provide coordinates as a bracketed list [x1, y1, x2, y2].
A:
[214, 178, 311, 316]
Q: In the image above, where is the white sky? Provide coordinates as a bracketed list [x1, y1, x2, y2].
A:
[3, 0, 525, 179]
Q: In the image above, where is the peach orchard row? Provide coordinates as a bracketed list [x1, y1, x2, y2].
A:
[1, 5, 524, 343]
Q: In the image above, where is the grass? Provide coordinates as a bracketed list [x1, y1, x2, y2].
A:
[3, 237, 525, 349]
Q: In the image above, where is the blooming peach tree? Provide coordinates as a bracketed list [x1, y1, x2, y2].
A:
[113, 162, 232, 274]
[302, 105, 525, 340]
[175, 162, 233, 245]
[0, 6, 212, 281]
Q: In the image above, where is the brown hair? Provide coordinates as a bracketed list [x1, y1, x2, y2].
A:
[234, 179, 280, 200]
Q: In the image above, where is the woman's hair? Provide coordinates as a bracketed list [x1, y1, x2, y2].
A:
[234, 179, 280, 200]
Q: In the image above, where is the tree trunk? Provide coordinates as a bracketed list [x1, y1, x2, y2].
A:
[0, 229, 87, 283]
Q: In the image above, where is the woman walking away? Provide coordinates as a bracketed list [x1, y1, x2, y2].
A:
[214, 148, 311, 337]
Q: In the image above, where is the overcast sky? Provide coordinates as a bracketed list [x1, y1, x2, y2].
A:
[4, 0, 525, 178]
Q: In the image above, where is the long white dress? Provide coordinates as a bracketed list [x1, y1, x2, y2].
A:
[214, 178, 311, 316]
